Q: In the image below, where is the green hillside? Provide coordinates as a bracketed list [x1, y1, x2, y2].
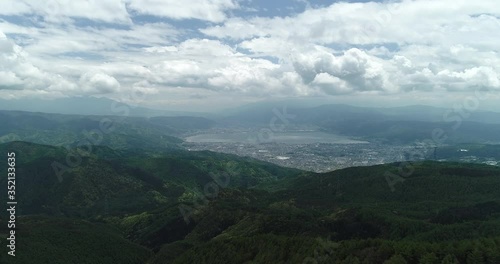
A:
[0, 141, 300, 217]
[0, 110, 220, 150]
[147, 162, 500, 263]
[2, 141, 500, 263]
[0, 216, 152, 264]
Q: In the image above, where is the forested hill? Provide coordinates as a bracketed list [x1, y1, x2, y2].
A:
[0, 110, 217, 150]
[1, 141, 500, 263]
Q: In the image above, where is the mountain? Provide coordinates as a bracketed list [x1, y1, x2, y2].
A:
[0, 216, 152, 264]
[0, 110, 219, 150]
[148, 161, 500, 263]
[382, 105, 500, 124]
[225, 102, 500, 125]
[223, 103, 500, 144]
[2, 141, 500, 263]
[0, 141, 301, 217]
[323, 119, 500, 144]
[0, 97, 212, 117]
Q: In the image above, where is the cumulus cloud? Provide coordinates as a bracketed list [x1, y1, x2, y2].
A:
[388, 55, 500, 92]
[1, 0, 500, 105]
[0, 31, 78, 93]
[79, 72, 121, 94]
[291, 47, 392, 94]
[190, 1, 500, 98]
[436, 67, 500, 91]
[144, 39, 296, 95]
[0, 71, 23, 89]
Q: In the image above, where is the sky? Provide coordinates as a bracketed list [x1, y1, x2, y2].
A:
[1, 0, 500, 112]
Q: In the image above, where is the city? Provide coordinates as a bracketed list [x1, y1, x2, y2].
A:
[184, 138, 426, 173]
[183, 129, 500, 172]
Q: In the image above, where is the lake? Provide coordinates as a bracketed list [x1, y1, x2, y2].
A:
[184, 131, 369, 144]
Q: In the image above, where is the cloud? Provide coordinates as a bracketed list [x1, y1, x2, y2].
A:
[79, 72, 121, 94]
[1, 1, 500, 107]
[189, 93, 208, 99]
[141, 38, 308, 96]
[0, 1, 31, 16]
[436, 67, 500, 91]
[387, 55, 500, 92]
[291, 47, 392, 94]
[0, 71, 23, 89]
[126, 0, 239, 23]
[199, 0, 500, 96]
[0, 0, 240, 25]
[0, 31, 77, 93]
[0, 0, 131, 24]
[201, 0, 500, 47]
[15, 22, 179, 57]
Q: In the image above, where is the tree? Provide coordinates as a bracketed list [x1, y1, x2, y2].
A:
[466, 249, 484, 264]
[440, 254, 459, 264]
[419, 253, 439, 264]
[341, 256, 361, 264]
[384, 254, 408, 264]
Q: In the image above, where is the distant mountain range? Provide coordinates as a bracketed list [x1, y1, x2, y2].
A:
[0, 97, 211, 117]
[0, 110, 216, 149]
[3, 97, 500, 124]
[221, 102, 500, 144]
[2, 99, 500, 146]
[223, 102, 500, 124]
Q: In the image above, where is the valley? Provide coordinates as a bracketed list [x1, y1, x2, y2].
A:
[1, 105, 500, 263]
[183, 127, 500, 173]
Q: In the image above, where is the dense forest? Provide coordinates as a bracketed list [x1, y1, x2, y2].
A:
[1, 140, 500, 263]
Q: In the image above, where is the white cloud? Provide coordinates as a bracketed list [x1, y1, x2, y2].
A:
[291, 47, 393, 94]
[1, 1, 500, 108]
[144, 39, 293, 95]
[0, 31, 78, 92]
[126, 0, 239, 23]
[0, 71, 23, 89]
[202, 0, 500, 47]
[436, 67, 500, 91]
[144, 46, 178, 53]
[1, 0, 241, 25]
[16, 22, 179, 57]
[0, 1, 31, 16]
[79, 72, 121, 94]
[0, 0, 131, 24]
[199, 0, 500, 96]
